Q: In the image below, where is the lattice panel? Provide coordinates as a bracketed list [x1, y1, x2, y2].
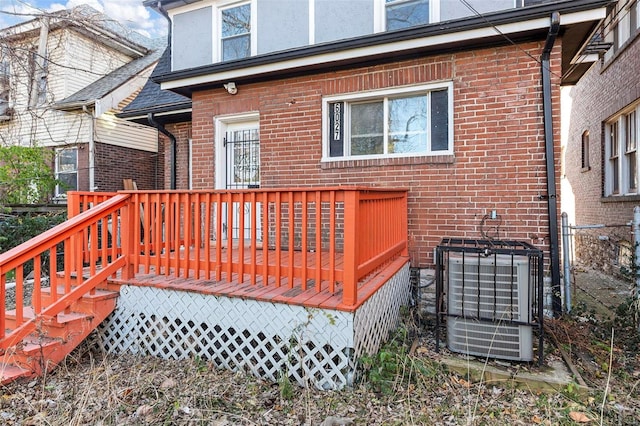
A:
[353, 263, 411, 359]
[97, 286, 355, 389]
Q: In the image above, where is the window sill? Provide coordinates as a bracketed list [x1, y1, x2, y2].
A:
[320, 154, 455, 169]
[601, 194, 640, 203]
[581, 166, 591, 173]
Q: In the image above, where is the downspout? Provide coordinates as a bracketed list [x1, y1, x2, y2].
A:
[82, 105, 95, 191]
[541, 12, 562, 318]
[148, 112, 177, 189]
[150, 2, 176, 190]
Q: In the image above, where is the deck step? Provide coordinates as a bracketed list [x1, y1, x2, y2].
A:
[41, 286, 118, 315]
[1, 288, 120, 385]
[0, 365, 32, 385]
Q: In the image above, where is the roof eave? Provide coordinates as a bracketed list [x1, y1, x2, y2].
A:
[153, 0, 610, 96]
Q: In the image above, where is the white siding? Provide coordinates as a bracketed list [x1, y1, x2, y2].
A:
[60, 30, 132, 98]
[95, 112, 158, 152]
[0, 107, 91, 147]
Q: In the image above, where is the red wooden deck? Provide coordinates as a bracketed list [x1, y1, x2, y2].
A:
[106, 247, 409, 313]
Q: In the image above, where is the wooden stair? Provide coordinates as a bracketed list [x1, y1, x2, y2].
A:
[0, 285, 119, 384]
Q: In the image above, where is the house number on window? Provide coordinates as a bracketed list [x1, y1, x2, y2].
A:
[333, 102, 341, 141]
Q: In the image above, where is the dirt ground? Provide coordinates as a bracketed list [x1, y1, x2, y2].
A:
[0, 268, 638, 425]
[570, 267, 635, 319]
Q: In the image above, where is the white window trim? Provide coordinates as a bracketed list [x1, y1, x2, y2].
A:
[605, 104, 640, 196]
[214, 0, 257, 62]
[214, 112, 260, 190]
[321, 82, 454, 162]
[376, 0, 440, 32]
[54, 147, 78, 198]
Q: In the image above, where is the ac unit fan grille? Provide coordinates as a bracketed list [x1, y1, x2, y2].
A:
[447, 318, 533, 361]
[446, 254, 534, 361]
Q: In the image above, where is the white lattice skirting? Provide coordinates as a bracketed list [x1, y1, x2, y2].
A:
[97, 262, 409, 390]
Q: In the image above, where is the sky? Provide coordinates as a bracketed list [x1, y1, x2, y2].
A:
[0, 0, 168, 39]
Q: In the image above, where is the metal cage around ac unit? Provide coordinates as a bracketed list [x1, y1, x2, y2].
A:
[435, 238, 544, 364]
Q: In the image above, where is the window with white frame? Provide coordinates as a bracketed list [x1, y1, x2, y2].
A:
[220, 2, 251, 61]
[385, 0, 430, 30]
[605, 105, 640, 196]
[0, 47, 9, 117]
[324, 83, 452, 160]
[604, 0, 639, 61]
[55, 148, 78, 197]
[581, 130, 590, 170]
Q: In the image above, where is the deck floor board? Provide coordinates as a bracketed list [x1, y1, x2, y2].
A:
[105, 246, 408, 312]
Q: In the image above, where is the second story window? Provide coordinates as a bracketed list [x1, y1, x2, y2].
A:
[386, 0, 430, 31]
[605, 104, 640, 196]
[221, 3, 251, 61]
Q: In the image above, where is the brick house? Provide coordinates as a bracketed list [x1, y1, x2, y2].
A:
[136, 0, 608, 274]
[0, 5, 163, 199]
[0, 0, 615, 387]
[563, 0, 640, 276]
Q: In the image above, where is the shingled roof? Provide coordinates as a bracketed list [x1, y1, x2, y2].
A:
[117, 48, 192, 125]
[55, 39, 167, 110]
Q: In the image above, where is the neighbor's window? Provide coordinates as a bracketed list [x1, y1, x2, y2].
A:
[604, 0, 639, 61]
[325, 83, 452, 160]
[605, 104, 640, 196]
[626, 110, 637, 192]
[55, 148, 78, 197]
[220, 2, 251, 61]
[609, 121, 620, 194]
[581, 131, 590, 170]
[0, 47, 9, 117]
[386, 0, 430, 30]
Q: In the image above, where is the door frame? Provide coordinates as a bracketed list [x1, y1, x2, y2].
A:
[214, 112, 260, 190]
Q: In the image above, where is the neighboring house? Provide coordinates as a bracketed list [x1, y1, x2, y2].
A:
[140, 0, 608, 275]
[0, 5, 164, 199]
[118, 48, 192, 190]
[563, 0, 640, 276]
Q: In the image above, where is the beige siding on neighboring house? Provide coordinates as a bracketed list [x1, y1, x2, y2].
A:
[95, 112, 157, 152]
[11, 108, 91, 147]
[61, 31, 132, 98]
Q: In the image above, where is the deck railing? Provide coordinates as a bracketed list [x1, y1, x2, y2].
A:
[0, 193, 134, 350]
[122, 188, 407, 306]
[1, 187, 406, 327]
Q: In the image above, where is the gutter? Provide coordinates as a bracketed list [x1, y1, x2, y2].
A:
[148, 2, 176, 190]
[541, 12, 562, 318]
[148, 113, 176, 189]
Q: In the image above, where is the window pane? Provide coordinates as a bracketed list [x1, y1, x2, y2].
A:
[222, 35, 250, 61]
[222, 4, 250, 60]
[58, 149, 77, 171]
[581, 131, 589, 169]
[58, 172, 77, 193]
[351, 102, 383, 155]
[431, 89, 449, 151]
[222, 4, 250, 37]
[386, 0, 429, 31]
[388, 95, 427, 154]
[628, 152, 636, 191]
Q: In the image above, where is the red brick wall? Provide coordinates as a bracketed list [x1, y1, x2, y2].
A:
[190, 41, 562, 268]
[564, 33, 640, 270]
[93, 142, 161, 191]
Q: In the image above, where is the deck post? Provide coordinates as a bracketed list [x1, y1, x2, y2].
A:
[400, 192, 409, 257]
[120, 196, 135, 280]
[342, 189, 360, 306]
